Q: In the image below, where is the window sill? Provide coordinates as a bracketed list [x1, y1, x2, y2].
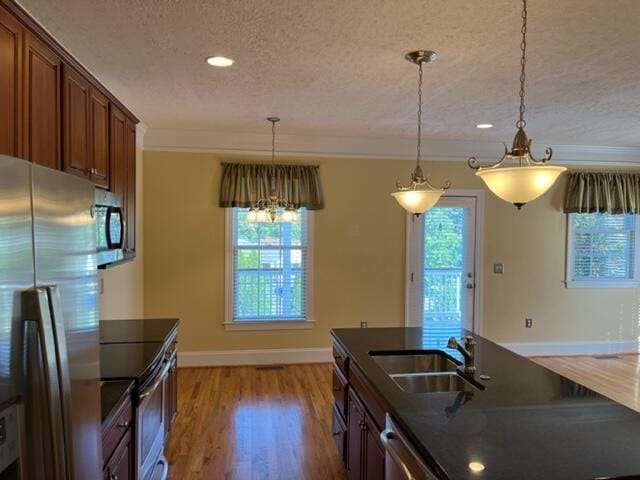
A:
[223, 320, 315, 331]
[565, 280, 640, 289]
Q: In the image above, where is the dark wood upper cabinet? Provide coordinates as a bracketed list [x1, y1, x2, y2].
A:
[62, 64, 90, 178]
[125, 119, 136, 254]
[110, 104, 127, 211]
[89, 86, 109, 188]
[23, 30, 61, 169]
[0, 4, 22, 157]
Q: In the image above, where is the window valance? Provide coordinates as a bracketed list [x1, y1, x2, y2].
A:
[564, 172, 640, 214]
[219, 163, 324, 210]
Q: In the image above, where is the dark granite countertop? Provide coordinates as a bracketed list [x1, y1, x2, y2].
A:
[100, 342, 165, 383]
[100, 380, 133, 425]
[99, 318, 179, 344]
[332, 327, 640, 480]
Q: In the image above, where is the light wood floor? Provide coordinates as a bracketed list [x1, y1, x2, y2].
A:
[164, 364, 346, 480]
[533, 354, 640, 413]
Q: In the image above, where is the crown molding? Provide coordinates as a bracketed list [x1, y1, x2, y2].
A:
[143, 128, 640, 167]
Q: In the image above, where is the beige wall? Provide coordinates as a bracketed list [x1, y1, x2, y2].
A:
[142, 150, 640, 352]
[98, 147, 144, 319]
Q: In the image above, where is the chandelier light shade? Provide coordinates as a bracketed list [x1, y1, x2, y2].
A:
[468, 0, 566, 209]
[392, 50, 450, 215]
[246, 118, 300, 223]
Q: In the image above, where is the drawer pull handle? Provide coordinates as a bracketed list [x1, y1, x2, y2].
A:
[117, 420, 130, 428]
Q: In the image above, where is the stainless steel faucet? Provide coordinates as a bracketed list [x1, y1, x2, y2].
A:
[447, 336, 476, 374]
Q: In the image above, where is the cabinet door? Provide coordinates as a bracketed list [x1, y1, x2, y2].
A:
[24, 31, 61, 169]
[124, 118, 136, 254]
[105, 427, 132, 480]
[110, 104, 127, 228]
[89, 86, 109, 187]
[363, 416, 385, 480]
[332, 403, 347, 468]
[62, 64, 90, 178]
[0, 5, 23, 157]
[347, 389, 365, 480]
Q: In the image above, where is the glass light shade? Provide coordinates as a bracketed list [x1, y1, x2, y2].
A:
[476, 165, 566, 206]
[391, 188, 444, 214]
[279, 209, 299, 223]
[246, 209, 258, 222]
[255, 209, 270, 222]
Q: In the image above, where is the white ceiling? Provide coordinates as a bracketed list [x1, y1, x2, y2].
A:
[19, 0, 640, 151]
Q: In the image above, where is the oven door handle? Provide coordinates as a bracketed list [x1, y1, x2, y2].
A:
[139, 353, 173, 400]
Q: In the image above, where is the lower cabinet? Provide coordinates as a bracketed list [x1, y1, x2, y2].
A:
[332, 403, 347, 465]
[346, 388, 384, 480]
[104, 428, 133, 480]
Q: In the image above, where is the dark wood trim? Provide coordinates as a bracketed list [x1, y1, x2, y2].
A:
[348, 361, 388, 434]
[1, 0, 138, 123]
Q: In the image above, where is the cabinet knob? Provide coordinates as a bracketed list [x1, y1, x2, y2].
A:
[110, 474, 118, 480]
[117, 420, 130, 428]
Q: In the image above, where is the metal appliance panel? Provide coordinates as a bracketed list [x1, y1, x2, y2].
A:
[31, 164, 101, 480]
[0, 155, 33, 478]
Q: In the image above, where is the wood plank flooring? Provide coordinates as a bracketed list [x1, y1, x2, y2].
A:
[164, 364, 346, 480]
[533, 354, 640, 413]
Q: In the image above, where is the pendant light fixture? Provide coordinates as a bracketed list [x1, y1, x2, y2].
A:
[392, 51, 450, 214]
[468, 0, 566, 209]
[246, 117, 299, 223]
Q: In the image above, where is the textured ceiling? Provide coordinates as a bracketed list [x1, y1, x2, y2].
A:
[19, 0, 640, 147]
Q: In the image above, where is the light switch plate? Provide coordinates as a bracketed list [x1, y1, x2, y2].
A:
[493, 263, 504, 274]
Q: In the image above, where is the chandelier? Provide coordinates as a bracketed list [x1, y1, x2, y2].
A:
[246, 117, 299, 223]
[392, 51, 450, 214]
[468, 0, 566, 209]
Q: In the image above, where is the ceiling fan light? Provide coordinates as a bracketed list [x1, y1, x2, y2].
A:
[476, 165, 566, 207]
[391, 188, 444, 214]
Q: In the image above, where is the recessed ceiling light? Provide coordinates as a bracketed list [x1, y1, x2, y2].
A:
[206, 56, 234, 67]
[476, 123, 493, 129]
[468, 462, 486, 473]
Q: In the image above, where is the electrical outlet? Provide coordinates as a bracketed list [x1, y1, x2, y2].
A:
[525, 318, 533, 328]
[99, 278, 104, 295]
[493, 263, 504, 274]
[360, 321, 368, 328]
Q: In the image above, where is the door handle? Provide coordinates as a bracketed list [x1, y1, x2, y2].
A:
[22, 288, 69, 480]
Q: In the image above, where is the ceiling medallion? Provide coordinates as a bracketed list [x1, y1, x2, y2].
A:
[392, 50, 451, 215]
[467, 0, 566, 209]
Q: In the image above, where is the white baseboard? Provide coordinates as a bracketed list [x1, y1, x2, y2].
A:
[500, 340, 640, 357]
[178, 347, 332, 367]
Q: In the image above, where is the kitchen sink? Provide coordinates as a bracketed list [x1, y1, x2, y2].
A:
[370, 351, 459, 375]
[390, 371, 480, 394]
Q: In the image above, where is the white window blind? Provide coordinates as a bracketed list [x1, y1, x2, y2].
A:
[567, 213, 639, 287]
[231, 208, 310, 321]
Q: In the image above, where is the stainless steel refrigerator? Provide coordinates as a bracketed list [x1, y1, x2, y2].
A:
[0, 155, 101, 480]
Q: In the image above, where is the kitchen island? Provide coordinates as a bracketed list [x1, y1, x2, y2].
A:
[331, 327, 640, 480]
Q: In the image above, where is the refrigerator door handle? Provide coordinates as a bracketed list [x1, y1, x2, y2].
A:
[22, 288, 69, 480]
[47, 286, 75, 480]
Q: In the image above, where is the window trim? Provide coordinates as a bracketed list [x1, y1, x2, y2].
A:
[224, 208, 315, 331]
[565, 213, 640, 289]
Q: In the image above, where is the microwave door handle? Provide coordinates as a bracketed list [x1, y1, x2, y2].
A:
[105, 206, 125, 250]
[47, 286, 75, 480]
[22, 288, 69, 480]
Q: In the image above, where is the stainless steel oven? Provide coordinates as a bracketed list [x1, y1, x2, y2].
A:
[95, 189, 125, 267]
[135, 350, 174, 480]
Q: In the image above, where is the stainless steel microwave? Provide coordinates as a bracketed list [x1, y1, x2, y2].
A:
[95, 189, 125, 268]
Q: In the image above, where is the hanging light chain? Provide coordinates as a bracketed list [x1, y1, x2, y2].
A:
[271, 118, 276, 165]
[517, 0, 528, 129]
[416, 61, 423, 167]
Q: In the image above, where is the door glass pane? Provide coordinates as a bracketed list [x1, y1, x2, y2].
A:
[423, 206, 466, 341]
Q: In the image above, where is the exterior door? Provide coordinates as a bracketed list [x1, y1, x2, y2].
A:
[406, 195, 479, 341]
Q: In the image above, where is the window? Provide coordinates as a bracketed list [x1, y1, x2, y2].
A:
[566, 213, 640, 288]
[225, 208, 314, 330]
